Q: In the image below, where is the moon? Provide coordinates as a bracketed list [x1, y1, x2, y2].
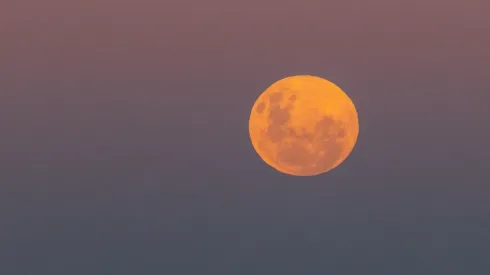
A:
[248, 75, 359, 176]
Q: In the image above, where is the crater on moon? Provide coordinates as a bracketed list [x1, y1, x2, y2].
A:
[256, 102, 266, 114]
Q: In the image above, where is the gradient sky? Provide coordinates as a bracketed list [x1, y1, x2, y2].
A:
[1, 0, 490, 274]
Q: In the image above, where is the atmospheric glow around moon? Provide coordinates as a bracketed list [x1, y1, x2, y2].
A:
[248, 75, 359, 176]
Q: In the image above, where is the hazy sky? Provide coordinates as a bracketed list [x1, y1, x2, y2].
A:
[1, 0, 489, 274]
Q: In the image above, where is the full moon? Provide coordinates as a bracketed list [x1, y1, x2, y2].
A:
[248, 75, 359, 176]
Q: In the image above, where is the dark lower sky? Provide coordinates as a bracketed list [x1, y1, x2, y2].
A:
[1, 0, 489, 274]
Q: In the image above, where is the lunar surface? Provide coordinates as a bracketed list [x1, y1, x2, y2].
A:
[248, 75, 359, 176]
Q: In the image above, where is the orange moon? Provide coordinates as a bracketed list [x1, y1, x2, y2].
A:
[248, 75, 359, 176]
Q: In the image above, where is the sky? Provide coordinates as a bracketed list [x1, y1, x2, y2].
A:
[1, 0, 489, 274]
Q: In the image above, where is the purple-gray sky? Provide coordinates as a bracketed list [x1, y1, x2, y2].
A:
[1, 0, 489, 274]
